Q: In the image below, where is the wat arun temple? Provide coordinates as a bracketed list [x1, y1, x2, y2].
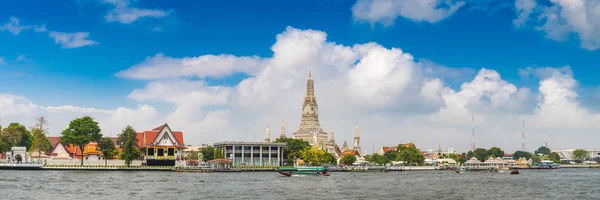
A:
[281, 72, 362, 159]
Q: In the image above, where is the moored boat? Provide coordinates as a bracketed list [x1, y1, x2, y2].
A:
[510, 167, 519, 174]
[277, 166, 331, 177]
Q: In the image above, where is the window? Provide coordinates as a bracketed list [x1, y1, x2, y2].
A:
[147, 148, 155, 156]
[157, 148, 164, 156]
[168, 148, 175, 156]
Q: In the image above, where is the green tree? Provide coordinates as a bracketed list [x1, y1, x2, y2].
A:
[300, 146, 330, 165]
[458, 153, 467, 165]
[98, 137, 117, 166]
[383, 150, 399, 163]
[1, 123, 33, 152]
[535, 146, 551, 155]
[339, 155, 357, 165]
[446, 153, 459, 163]
[474, 148, 488, 161]
[548, 152, 561, 163]
[200, 146, 215, 161]
[120, 137, 142, 166]
[368, 153, 387, 165]
[397, 146, 425, 166]
[30, 116, 51, 162]
[323, 152, 337, 165]
[467, 151, 474, 158]
[513, 151, 532, 160]
[488, 147, 504, 158]
[275, 138, 310, 165]
[117, 125, 138, 147]
[60, 116, 102, 166]
[185, 150, 199, 160]
[572, 149, 590, 162]
[214, 147, 224, 159]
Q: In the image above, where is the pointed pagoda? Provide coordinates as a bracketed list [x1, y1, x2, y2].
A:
[292, 71, 328, 146]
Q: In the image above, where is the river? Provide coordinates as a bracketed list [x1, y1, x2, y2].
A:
[1, 168, 599, 199]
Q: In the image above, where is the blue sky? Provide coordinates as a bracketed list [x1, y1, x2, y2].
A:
[1, 0, 600, 152]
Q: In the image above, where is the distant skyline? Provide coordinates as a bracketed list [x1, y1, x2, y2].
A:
[1, 0, 600, 153]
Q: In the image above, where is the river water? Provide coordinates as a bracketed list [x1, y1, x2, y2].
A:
[1, 168, 599, 199]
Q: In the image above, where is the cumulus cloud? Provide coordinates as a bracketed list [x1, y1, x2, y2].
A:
[0, 93, 159, 136]
[352, 0, 466, 25]
[513, 0, 600, 50]
[116, 53, 266, 79]
[48, 31, 98, 49]
[8, 26, 598, 152]
[103, 0, 170, 24]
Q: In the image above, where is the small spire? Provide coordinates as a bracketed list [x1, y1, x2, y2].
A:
[309, 71, 312, 78]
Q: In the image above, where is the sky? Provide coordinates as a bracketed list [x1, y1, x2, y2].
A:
[1, 0, 599, 153]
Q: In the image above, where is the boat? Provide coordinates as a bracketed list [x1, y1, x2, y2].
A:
[510, 167, 519, 174]
[172, 166, 214, 173]
[461, 157, 515, 173]
[277, 166, 331, 177]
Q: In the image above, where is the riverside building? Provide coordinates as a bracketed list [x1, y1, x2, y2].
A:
[136, 123, 186, 166]
[214, 141, 286, 167]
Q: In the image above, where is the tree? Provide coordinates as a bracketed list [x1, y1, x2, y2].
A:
[446, 153, 459, 163]
[60, 116, 102, 166]
[398, 146, 425, 166]
[383, 150, 399, 163]
[0, 123, 33, 152]
[339, 155, 357, 165]
[300, 146, 330, 165]
[120, 137, 142, 166]
[488, 147, 504, 158]
[185, 150, 199, 160]
[535, 146, 551, 155]
[200, 146, 215, 161]
[467, 151, 474, 158]
[117, 125, 138, 147]
[214, 147, 224, 159]
[572, 149, 590, 162]
[513, 151, 532, 160]
[368, 153, 387, 165]
[474, 148, 488, 162]
[548, 152, 561, 163]
[458, 153, 467, 165]
[98, 137, 117, 166]
[593, 157, 600, 163]
[275, 138, 310, 165]
[323, 152, 337, 165]
[30, 116, 51, 162]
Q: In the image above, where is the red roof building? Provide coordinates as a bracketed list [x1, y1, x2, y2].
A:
[135, 123, 185, 166]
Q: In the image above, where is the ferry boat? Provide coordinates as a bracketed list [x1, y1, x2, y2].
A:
[534, 160, 560, 169]
[277, 166, 331, 177]
[459, 157, 515, 173]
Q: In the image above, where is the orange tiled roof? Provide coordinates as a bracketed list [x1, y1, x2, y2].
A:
[135, 124, 185, 147]
[343, 150, 360, 156]
[381, 146, 397, 153]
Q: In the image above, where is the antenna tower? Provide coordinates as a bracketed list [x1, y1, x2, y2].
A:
[522, 120, 526, 152]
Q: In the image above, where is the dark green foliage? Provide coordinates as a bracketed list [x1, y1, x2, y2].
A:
[60, 116, 102, 166]
[535, 146, 551, 155]
[98, 137, 117, 166]
[339, 155, 357, 165]
[117, 125, 138, 147]
[121, 137, 142, 167]
[274, 138, 310, 166]
[513, 151, 532, 160]
[200, 146, 215, 161]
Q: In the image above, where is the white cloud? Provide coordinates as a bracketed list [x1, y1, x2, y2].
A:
[0, 57, 5, 65]
[33, 24, 47, 32]
[103, 0, 170, 24]
[0, 93, 159, 137]
[48, 31, 98, 49]
[0, 17, 32, 35]
[116, 53, 265, 79]
[514, 0, 600, 50]
[352, 0, 466, 25]
[152, 27, 163, 32]
[513, 0, 537, 27]
[7, 26, 599, 152]
[16, 54, 30, 62]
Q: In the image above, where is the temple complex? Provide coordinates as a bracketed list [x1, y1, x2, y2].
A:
[292, 72, 343, 158]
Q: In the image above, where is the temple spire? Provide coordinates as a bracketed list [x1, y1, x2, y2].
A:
[329, 129, 335, 142]
[280, 121, 285, 139]
[265, 127, 271, 143]
[353, 124, 361, 153]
